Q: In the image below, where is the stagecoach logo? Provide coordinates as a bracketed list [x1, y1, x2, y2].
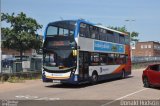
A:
[100, 67, 109, 73]
[100, 67, 103, 73]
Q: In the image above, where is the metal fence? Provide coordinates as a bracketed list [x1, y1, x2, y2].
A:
[30, 56, 42, 71]
[2, 55, 160, 73]
[1, 55, 42, 74]
[132, 56, 160, 63]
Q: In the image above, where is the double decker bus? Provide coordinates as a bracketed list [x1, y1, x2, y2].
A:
[42, 19, 131, 84]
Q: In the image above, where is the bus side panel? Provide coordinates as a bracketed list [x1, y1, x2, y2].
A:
[89, 65, 121, 79]
[89, 65, 121, 76]
[89, 64, 130, 81]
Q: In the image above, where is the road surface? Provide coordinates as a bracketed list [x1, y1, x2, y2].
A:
[0, 69, 160, 106]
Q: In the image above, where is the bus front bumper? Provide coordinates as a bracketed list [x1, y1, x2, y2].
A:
[42, 74, 79, 84]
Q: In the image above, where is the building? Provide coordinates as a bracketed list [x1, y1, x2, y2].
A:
[1, 34, 43, 60]
[2, 48, 33, 56]
[1, 34, 43, 72]
[132, 41, 160, 57]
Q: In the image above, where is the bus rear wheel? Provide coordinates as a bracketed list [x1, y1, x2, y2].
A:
[121, 70, 126, 79]
[91, 72, 98, 84]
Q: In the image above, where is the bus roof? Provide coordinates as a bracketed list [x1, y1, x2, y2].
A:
[96, 25, 128, 36]
[76, 19, 128, 36]
[47, 19, 128, 36]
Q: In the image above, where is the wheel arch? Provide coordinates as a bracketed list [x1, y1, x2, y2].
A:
[92, 70, 98, 76]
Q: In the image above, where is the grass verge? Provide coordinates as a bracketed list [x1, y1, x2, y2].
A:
[0, 71, 41, 83]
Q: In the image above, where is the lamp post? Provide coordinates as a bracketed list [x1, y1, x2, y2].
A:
[125, 19, 135, 61]
[125, 19, 135, 40]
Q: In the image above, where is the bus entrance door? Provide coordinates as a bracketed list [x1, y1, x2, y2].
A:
[79, 52, 90, 81]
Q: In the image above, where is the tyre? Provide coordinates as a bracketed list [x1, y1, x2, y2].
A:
[91, 72, 98, 84]
[121, 70, 125, 79]
[143, 77, 150, 88]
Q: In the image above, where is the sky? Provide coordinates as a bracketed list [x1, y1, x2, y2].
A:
[1, 0, 160, 41]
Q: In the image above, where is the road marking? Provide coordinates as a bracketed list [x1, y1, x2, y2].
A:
[48, 98, 60, 100]
[15, 95, 38, 99]
[101, 88, 148, 106]
[15, 95, 60, 100]
[15, 95, 26, 98]
[35, 97, 48, 100]
[35, 97, 60, 100]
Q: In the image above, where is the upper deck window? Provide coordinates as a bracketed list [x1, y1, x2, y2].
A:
[46, 21, 76, 37]
[107, 30, 114, 42]
[114, 32, 119, 43]
[79, 22, 129, 45]
[59, 28, 69, 36]
[80, 23, 90, 38]
[125, 35, 130, 45]
[119, 34, 125, 44]
[47, 26, 58, 36]
[90, 26, 99, 39]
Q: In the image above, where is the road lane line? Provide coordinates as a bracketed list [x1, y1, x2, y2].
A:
[35, 97, 60, 100]
[15, 95, 60, 100]
[101, 88, 148, 106]
[35, 97, 48, 100]
[15, 95, 38, 99]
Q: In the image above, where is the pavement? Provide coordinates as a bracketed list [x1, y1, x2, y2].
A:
[0, 68, 160, 106]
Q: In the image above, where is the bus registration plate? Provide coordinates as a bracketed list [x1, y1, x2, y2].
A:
[53, 80, 61, 83]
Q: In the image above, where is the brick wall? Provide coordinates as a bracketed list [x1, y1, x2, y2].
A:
[132, 41, 160, 57]
[2, 48, 33, 56]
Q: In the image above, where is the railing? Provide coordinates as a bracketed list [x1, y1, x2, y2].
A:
[1, 57, 42, 74]
[132, 56, 160, 63]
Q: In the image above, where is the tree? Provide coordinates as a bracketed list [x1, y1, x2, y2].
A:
[1, 12, 42, 61]
[130, 31, 139, 41]
[108, 26, 139, 41]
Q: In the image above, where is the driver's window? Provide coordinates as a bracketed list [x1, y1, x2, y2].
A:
[43, 53, 55, 66]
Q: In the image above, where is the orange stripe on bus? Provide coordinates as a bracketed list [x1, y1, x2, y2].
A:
[112, 64, 126, 74]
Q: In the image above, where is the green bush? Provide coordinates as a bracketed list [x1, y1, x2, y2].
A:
[0, 71, 41, 83]
[0, 74, 9, 82]
[7, 76, 25, 83]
